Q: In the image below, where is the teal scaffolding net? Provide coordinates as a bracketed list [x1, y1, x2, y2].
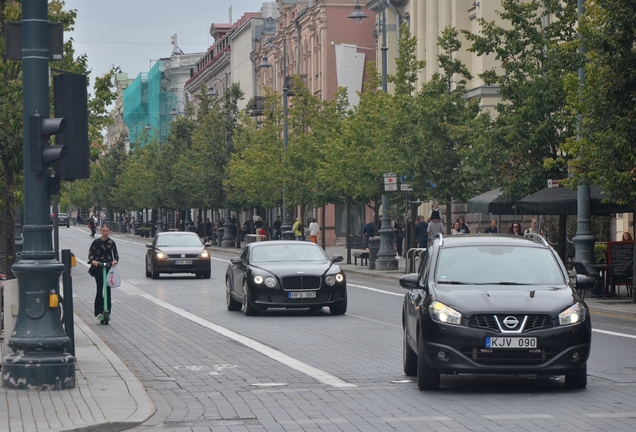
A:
[123, 61, 176, 145]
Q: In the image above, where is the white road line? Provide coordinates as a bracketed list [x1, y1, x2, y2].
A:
[592, 329, 636, 339]
[483, 414, 554, 420]
[211, 257, 230, 263]
[348, 283, 404, 297]
[118, 285, 356, 389]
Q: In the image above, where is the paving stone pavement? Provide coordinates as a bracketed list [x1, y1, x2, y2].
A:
[1, 239, 634, 431]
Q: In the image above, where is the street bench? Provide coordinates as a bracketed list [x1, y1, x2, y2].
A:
[353, 251, 369, 266]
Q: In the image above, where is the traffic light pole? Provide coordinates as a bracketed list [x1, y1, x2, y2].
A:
[2, 0, 75, 390]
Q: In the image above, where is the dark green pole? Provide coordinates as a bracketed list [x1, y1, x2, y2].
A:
[572, 0, 596, 269]
[2, 0, 75, 390]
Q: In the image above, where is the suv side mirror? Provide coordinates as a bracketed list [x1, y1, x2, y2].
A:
[399, 273, 419, 289]
[230, 257, 241, 265]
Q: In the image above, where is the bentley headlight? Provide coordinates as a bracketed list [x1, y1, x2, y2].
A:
[264, 277, 276, 288]
[326, 273, 344, 286]
[429, 301, 462, 325]
[156, 252, 168, 259]
[254, 275, 264, 284]
[559, 302, 586, 326]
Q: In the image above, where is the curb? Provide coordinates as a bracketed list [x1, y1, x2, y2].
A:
[66, 316, 156, 432]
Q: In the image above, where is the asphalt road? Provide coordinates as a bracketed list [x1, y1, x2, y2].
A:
[60, 227, 636, 432]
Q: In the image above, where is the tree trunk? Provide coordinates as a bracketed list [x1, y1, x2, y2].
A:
[320, 204, 326, 250]
[445, 200, 452, 235]
[346, 199, 352, 264]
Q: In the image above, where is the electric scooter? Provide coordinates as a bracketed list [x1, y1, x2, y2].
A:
[98, 261, 111, 325]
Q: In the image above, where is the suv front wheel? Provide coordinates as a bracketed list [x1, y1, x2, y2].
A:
[417, 331, 440, 390]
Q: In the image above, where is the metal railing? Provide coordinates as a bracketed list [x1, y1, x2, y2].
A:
[405, 247, 427, 274]
[244, 234, 267, 244]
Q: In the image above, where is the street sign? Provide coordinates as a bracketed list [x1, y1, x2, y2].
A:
[384, 176, 397, 185]
[384, 172, 396, 177]
[384, 184, 398, 191]
[400, 184, 413, 191]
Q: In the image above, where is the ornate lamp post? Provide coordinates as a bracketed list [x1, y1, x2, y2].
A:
[349, 0, 398, 270]
[259, 39, 293, 239]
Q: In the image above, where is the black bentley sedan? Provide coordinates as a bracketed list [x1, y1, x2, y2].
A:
[400, 233, 596, 390]
[225, 241, 347, 316]
[145, 231, 211, 279]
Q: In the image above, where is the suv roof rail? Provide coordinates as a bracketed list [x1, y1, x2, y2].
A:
[524, 232, 549, 247]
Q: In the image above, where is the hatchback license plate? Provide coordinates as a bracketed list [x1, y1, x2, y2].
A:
[175, 260, 192, 265]
[486, 337, 537, 349]
[288, 291, 316, 299]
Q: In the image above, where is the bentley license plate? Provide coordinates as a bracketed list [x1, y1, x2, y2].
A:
[288, 291, 316, 299]
[486, 337, 537, 349]
[175, 260, 192, 265]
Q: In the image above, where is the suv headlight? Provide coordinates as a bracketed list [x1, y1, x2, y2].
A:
[199, 250, 209, 258]
[429, 301, 462, 325]
[156, 252, 168, 259]
[325, 273, 344, 286]
[559, 302, 586, 326]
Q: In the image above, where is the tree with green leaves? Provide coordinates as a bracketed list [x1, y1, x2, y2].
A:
[563, 0, 636, 301]
[464, 0, 581, 200]
[392, 25, 485, 233]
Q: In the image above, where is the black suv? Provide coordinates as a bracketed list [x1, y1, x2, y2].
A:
[400, 233, 596, 390]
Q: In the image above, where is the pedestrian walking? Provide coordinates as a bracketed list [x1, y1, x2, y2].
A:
[292, 217, 303, 241]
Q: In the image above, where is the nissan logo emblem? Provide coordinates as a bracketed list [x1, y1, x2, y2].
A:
[503, 316, 519, 328]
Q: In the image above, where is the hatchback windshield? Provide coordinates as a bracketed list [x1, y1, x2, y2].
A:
[436, 245, 565, 285]
[156, 234, 202, 247]
[251, 244, 329, 263]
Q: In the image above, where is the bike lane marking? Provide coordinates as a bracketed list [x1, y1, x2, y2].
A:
[117, 281, 357, 389]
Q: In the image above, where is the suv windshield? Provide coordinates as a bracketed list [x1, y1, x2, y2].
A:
[436, 245, 565, 285]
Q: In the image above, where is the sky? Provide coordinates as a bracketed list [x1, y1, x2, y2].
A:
[62, 0, 268, 86]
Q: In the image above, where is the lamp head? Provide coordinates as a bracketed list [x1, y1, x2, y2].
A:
[207, 87, 216, 97]
[144, 123, 151, 131]
[259, 56, 273, 68]
[348, 3, 368, 24]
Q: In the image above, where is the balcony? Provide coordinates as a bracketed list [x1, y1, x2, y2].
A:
[249, 96, 267, 117]
[286, 74, 308, 96]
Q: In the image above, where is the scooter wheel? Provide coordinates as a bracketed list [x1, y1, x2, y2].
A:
[102, 312, 109, 325]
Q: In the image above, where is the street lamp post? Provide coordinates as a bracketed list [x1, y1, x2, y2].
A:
[349, 0, 397, 270]
[259, 39, 293, 239]
[572, 0, 595, 267]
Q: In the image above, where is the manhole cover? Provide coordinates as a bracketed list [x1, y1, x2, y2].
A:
[164, 418, 260, 428]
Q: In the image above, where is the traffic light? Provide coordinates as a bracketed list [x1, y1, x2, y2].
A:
[54, 73, 90, 180]
[29, 112, 67, 173]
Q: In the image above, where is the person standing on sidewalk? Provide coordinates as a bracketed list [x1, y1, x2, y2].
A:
[88, 225, 119, 320]
[292, 217, 303, 241]
[308, 218, 320, 244]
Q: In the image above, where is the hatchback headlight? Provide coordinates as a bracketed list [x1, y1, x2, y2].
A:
[429, 301, 462, 325]
[559, 302, 586, 326]
[199, 250, 209, 259]
[156, 252, 167, 259]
